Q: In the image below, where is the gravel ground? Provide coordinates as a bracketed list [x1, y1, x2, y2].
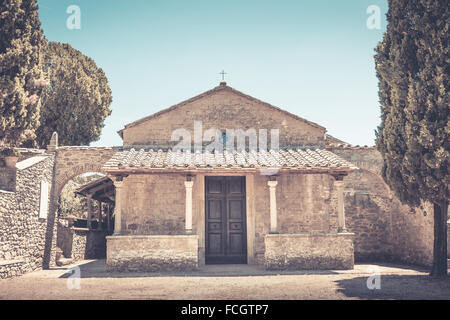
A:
[0, 260, 448, 300]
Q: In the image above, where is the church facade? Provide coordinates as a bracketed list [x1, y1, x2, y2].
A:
[103, 81, 359, 271]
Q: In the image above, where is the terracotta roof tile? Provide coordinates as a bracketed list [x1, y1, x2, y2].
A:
[102, 148, 358, 172]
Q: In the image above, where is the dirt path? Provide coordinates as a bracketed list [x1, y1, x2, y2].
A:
[0, 260, 448, 300]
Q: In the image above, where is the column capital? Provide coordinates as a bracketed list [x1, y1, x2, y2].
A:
[332, 174, 346, 181]
[268, 180, 278, 188]
[113, 179, 124, 189]
[334, 180, 344, 187]
[184, 180, 194, 188]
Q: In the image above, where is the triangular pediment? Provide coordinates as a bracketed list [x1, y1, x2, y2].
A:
[118, 84, 325, 138]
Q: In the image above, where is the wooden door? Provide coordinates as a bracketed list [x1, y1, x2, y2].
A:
[205, 176, 247, 264]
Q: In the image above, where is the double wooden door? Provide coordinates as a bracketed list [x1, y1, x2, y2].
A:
[205, 176, 247, 264]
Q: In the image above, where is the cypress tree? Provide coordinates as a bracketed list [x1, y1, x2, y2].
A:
[35, 42, 112, 148]
[375, 0, 449, 276]
[0, 0, 46, 145]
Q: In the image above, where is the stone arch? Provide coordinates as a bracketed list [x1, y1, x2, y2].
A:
[54, 163, 106, 198]
[52, 147, 118, 199]
[43, 147, 119, 269]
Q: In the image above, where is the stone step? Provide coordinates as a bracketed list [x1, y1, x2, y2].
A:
[56, 257, 73, 267]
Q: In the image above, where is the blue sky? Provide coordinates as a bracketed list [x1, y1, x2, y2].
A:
[37, 0, 388, 146]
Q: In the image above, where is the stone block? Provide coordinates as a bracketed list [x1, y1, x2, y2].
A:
[264, 233, 354, 270]
[106, 235, 198, 272]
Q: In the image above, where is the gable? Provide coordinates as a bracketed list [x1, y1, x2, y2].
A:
[120, 84, 327, 147]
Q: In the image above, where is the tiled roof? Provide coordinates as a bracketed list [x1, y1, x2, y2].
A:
[102, 148, 358, 172]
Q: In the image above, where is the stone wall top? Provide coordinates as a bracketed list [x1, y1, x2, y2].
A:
[15, 156, 49, 171]
[56, 146, 122, 151]
[265, 232, 355, 238]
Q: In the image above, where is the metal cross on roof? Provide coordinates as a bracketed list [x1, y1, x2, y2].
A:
[219, 70, 227, 80]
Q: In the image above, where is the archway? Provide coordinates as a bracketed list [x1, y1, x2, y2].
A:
[56, 171, 115, 263]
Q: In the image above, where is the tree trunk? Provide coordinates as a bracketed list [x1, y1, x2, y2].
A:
[430, 201, 448, 277]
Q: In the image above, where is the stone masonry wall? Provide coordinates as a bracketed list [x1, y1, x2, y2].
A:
[106, 235, 198, 271]
[264, 233, 354, 270]
[122, 86, 326, 148]
[343, 170, 395, 261]
[253, 173, 339, 263]
[121, 174, 186, 235]
[0, 154, 56, 279]
[0, 168, 16, 192]
[332, 147, 436, 267]
[57, 222, 106, 261]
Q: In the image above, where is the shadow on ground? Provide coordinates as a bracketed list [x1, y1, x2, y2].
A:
[58, 259, 339, 278]
[335, 274, 450, 300]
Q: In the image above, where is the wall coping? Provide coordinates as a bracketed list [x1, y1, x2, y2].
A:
[106, 235, 199, 240]
[15, 156, 49, 171]
[56, 146, 121, 151]
[265, 232, 355, 238]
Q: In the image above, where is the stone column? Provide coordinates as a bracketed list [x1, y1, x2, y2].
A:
[86, 194, 92, 230]
[113, 178, 124, 235]
[106, 203, 111, 234]
[97, 200, 102, 231]
[185, 179, 194, 233]
[268, 179, 278, 234]
[334, 178, 347, 233]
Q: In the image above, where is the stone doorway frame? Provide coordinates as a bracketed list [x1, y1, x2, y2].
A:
[194, 173, 256, 266]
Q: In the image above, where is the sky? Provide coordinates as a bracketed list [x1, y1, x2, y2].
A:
[37, 0, 388, 147]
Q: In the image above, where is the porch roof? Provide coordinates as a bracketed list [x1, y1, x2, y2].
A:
[102, 148, 358, 174]
[75, 176, 114, 203]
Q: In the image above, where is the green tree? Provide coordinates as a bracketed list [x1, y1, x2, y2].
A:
[35, 42, 112, 147]
[0, 0, 46, 145]
[58, 174, 104, 219]
[375, 0, 449, 277]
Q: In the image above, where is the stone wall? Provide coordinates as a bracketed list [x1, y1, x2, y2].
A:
[57, 223, 106, 261]
[331, 147, 436, 267]
[253, 173, 339, 263]
[122, 86, 326, 147]
[389, 202, 434, 266]
[0, 154, 56, 279]
[106, 235, 198, 271]
[0, 168, 16, 192]
[121, 174, 186, 235]
[343, 169, 395, 261]
[71, 229, 88, 260]
[264, 233, 354, 270]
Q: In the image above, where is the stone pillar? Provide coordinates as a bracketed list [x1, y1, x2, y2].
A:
[113, 178, 124, 235]
[185, 179, 194, 233]
[334, 178, 347, 233]
[97, 200, 102, 231]
[47, 131, 58, 152]
[268, 179, 278, 234]
[86, 194, 92, 230]
[106, 203, 111, 234]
